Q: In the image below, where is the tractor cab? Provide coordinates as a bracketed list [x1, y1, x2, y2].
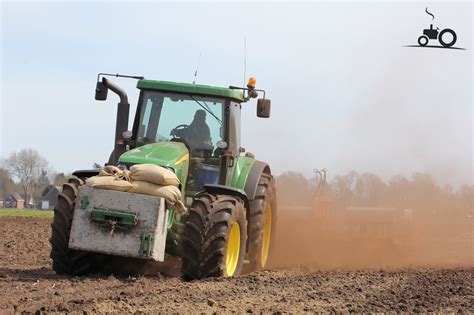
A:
[126, 81, 243, 196]
[133, 91, 224, 192]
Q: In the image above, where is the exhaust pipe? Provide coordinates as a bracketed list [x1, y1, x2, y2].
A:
[100, 77, 130, 164]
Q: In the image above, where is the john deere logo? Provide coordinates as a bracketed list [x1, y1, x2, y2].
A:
[405, 7, 465, 50]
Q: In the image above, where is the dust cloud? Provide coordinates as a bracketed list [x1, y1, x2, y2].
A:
[269, 171, 473, 270]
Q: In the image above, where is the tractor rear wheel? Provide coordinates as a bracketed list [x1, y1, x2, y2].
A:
[438, 28, 457, 47]
[181, 193, 247, 280]
[245, 173, 277, 273]
[50, 176, 102, 275]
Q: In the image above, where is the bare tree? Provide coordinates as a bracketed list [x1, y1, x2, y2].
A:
[353, 173, 386, 206]
[5, 149, 49, 205]
[53, 172, 67, 186]
[275, 171, 313, 206]
[0, 167, 18, 200]
[329, 170, 359, 208]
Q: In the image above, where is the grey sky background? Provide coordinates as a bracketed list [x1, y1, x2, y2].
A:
[1, 1, 472, 186]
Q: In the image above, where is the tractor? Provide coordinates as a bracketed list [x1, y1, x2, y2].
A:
[50, 73, 277, 280]
[417, 24, 457, 48]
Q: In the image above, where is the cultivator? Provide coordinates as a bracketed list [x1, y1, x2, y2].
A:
[280, 168, 413, 259]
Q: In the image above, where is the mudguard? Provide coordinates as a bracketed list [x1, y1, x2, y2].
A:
[201, 184, 250, 212]
[243, 161, 271, 200]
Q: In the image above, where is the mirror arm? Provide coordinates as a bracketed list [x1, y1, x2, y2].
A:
[253, 88, 266, 99]
[229, 86, 266, 101]
[97, 72, 144, 82]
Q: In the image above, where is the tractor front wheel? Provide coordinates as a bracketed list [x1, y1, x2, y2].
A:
[50, 177, 102, 276]
[418, 35, 429, 47]
[181, 193, 247, 280]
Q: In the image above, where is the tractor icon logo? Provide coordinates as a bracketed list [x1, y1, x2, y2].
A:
[418, 23, 456, 48]
[405, 7, 465, 50]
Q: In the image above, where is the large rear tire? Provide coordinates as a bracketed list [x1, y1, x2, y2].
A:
[245, 173, 277, 273]
[181, 194, 247, 280]
[438, 28, 457, 48]
[50, 177, 102, 275]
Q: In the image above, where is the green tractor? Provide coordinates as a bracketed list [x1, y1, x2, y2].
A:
[50, 73, 277, 280]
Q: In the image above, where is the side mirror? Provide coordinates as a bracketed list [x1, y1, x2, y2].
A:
[257, 98, 271, 118]
[95, 81, 108, 101]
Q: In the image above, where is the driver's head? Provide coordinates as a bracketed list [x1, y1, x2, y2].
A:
[194, 109, 206, 122]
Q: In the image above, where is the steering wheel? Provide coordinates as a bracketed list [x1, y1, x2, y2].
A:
[170, 124, 189, 138]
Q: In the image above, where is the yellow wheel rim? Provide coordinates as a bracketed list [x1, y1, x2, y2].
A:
[225, 222, 241, 276]
[261, 203, 272, 268]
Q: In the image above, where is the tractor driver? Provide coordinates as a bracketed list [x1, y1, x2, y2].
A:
[185, 109, 212, 151]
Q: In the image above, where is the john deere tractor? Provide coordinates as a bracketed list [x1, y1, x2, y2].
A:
[50, 73, 277, 280]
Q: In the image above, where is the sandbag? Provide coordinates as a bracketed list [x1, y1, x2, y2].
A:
[129, 181, 187, 214]
[130, 181, 180, 201]
[85, 176, 133, 192]
[174, 200, 187, 215]
[130, 164, 180, 187]
[99, 165, 130, 181]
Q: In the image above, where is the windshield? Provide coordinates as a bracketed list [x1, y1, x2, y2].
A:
[135, 91, 224, 151]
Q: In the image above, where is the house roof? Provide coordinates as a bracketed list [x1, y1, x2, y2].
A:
[41, 186, 61, 201]
[11, 192, 24, 201]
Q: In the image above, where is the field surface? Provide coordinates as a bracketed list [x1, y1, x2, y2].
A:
[0, 216, 472, 313]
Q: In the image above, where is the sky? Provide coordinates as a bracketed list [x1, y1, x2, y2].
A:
[1, 1, 472, 186]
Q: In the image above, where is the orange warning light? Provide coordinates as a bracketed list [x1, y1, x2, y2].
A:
[247, 77, 256, 89]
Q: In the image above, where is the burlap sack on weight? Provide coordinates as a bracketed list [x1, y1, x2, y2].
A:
[130, 164, 180, 187]
[129, 181, 187, 214]
[85, 176, 133, 192]
[99, 165, 130, 181]
[130, 181, 180, 201]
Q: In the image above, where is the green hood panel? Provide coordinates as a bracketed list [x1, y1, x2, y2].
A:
[119, 142, 189, 166]
[119, 142, 189, 189]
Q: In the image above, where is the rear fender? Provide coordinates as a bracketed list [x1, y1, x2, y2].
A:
[243, 161, 271, 200]
[199, 184, 250, 212]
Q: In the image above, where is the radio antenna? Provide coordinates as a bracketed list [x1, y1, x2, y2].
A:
[193, 52, 202, 84]
[243, 36, 247, 86]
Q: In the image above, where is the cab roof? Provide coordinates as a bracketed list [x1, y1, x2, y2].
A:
[137, 80, 245, 102]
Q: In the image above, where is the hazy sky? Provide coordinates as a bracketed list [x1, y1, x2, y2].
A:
[1, 1, 472, 186]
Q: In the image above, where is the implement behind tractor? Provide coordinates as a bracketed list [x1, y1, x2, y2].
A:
[50, 74, 277, 280]
[277, 168, 413, 266]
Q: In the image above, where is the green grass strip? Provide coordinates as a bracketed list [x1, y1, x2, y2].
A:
[0, 209, 54, 218]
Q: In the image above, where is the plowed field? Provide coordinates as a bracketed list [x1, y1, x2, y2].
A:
[0, 217, 472, 313]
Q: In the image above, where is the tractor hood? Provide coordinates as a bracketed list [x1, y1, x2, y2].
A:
[119, 141, 189, 167]
[118, 142, 189, 185]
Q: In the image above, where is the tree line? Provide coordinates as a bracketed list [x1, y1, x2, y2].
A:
[276, 170, 473, 214]
[1, 148, 472, 214]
